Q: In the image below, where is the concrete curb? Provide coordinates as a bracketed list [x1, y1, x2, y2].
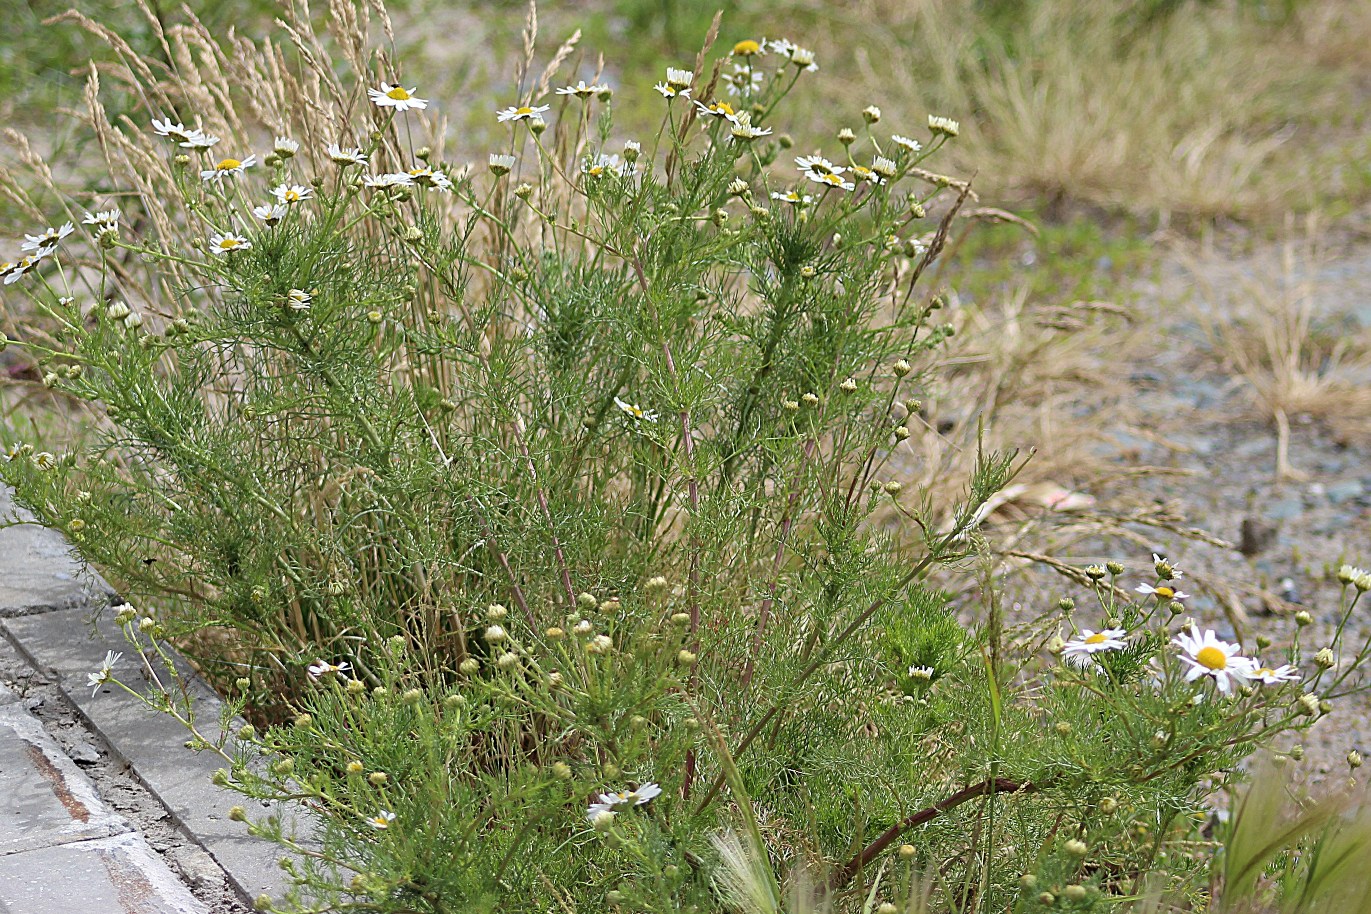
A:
[1, 489, 296, 904]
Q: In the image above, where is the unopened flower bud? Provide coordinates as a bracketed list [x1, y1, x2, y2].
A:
[483, 624, 508, 643]
[1085, 565, 1106, 580]
[1298, 693, 1321, 716]
[1315, 648, 1336, 669]
[1349, 750, 1363, 769]
[368, 771, 388, 785]
[496, 651, 519, 669]
[1065, 839, 1088, 856]
[1038, 893, 1055, 906]
[1018, 874, 1037, 889]
[546, 626, 566, 640]
[459, 658, 480, 674]
[1295, 611, 1313, 627]
[671, 612, 691, 626]
[1105, 560, 1125, 576]
[899, 844, 916, 860]
[801, 392, 820, 407]
[1063, 885, 1087, 902]
[1099, 796, 1118, 814]
[1055, 721, 1072, 736]
[677, 649, 697, 666]
[862, 105, 881, 124]
[839, 377, 858, 393]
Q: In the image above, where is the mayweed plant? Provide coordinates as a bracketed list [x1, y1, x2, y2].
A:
[2, 3, 1370, 912]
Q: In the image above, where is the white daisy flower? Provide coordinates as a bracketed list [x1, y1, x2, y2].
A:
[273, 136, 300, 157]
[588, 782, 662, 819]
[805, 171, 855, 191]
[407, 166, 453, 191]
[722, 65, 764, 97]
[892, 135, 924, 154]
[208, 232, 252, 255]
[614, 397, 658, 422]
[363, 172, 416, 189]
[664, 67, 694, 91]
[770, 189, 814, 206]
[693, 99, 738, 120]
[1061, 628, 1128, 668]
[653, 82, 691, 100]
[1249, 662, 1300, 685]
[151, 117, 193, 143]
[326, 144, 369, 167]
[871, 156, 898, 180]
[178, 128, 220, 149]
[1152, 553, 1183, 579]
[1175, 627, 1256, 694]
[768, 38, 797, 57]
[369, 83, 428, 112]
[928, 115, 960, 137]
[200, 155, 256, 183]
[556, 80, 609, 98]
[851, 164, 884, 185]
[87, 650, 122, 697]
[2, 256, 41, 285]
[271, 183, 313, 205]
[496, 104, 551, 123]
[488, 153, 516, 176]
[795, 155, 845, 177]
[82, 209, 120, 232]
[253, 204, 288, 225]
[907, 665, 935, 681]
[367, 810, 396, 830]
[286, 289, 312, 312]
[729, 114, 772, 141]
[21, 222, 74, 253]
[582, 153, 625, 178]
[307, 659, 352, 680]
[1136, 583, 1190, 602]
[788, 47, 818, 72]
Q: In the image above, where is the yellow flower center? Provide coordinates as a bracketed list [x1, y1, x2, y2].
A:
[515, 106, 535, 117]
[1154, 586, 1175, 599]
[1196, 646, 1227, 671]
[1084, 633, 1108, 645]
[216, 158, 241, 171]
[218, 238, 241, 249]
[821, 174, 843, 186]
[386, 86, 412, 101]
[285, 190, 300, 201]
[1255, 668, 1273, 677]
[733, 39, 761, 56]
[370, 816, 389, 827]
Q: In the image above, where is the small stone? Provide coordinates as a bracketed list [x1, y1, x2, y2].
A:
[65, 739, 101, 765]
[1326, 480, 1365, 504]
[1238, 517, 1277, 557]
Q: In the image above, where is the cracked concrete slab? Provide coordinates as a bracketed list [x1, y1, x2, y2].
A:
[0, 704, 131, 856]
[3, 607, 295, 901]
[0, 832, 207, 913]
[0, 488, 113, 617]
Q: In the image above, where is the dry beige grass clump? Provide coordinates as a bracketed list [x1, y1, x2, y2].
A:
[1188, 226, 1371, 480]
[786, 0, 1371, 221]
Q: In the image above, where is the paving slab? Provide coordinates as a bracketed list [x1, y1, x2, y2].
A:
[0, 704, 131, 856]
[0, 489, 113, 617]
[0, 832, 207, 913]
[3, 607, 295, 901]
